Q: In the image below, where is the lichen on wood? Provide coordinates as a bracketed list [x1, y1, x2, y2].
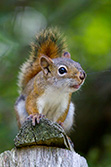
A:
[0, 118, 88, 167]
[14, 117, 74, 151]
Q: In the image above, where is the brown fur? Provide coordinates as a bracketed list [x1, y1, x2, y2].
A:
[19, 28, 67, 91]
[25, 90, 39, 115]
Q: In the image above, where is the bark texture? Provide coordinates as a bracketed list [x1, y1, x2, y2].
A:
[0, 118, 88, 167]
[0, 146, 88, 167]
[14, 118, 73, 150]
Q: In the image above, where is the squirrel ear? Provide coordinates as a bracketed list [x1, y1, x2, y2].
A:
[40, 55, 53, 75]
[62, 52, 71, 59]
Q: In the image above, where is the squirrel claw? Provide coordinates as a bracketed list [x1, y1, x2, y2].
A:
[58, 121, 64, 127]
[27, 114, 45, 126]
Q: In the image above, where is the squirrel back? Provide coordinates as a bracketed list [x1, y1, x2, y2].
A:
[18, 28, 67, 92]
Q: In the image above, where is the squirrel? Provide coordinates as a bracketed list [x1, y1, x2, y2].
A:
[15, 27, 86, 132]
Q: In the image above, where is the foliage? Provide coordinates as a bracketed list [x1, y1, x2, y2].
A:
[87, 135, 111, 167]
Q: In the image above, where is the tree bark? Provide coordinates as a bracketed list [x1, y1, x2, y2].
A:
[0, 146, 88, 167]
[0, 118, 88, 167]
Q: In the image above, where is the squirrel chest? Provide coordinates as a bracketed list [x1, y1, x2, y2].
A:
[36, 88, 69, 122]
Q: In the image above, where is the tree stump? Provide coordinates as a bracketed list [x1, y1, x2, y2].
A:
[0, 118, 88, 167]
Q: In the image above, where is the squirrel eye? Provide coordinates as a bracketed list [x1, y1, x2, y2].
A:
[58, 65, 67, 76]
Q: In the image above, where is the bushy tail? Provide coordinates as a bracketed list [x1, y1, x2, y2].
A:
[18, 27, 67, 91]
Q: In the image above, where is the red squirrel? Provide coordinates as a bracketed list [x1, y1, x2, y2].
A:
[15, 28, 86, 132]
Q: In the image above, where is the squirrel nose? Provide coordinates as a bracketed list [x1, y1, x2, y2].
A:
[79, 71, 86, 80]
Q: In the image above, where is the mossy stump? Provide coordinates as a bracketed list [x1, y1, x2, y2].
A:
[0, 118, 88, 167]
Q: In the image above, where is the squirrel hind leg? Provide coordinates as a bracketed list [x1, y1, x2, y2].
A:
[15, 95, 28, 128]
[63, 102, 75, 133]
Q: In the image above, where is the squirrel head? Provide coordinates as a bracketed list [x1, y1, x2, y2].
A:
[39, 52, 86, 93]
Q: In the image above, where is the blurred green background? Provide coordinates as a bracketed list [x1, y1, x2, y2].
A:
[0, 0, 111, 166]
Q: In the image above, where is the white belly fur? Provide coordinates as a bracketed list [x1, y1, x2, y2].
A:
[37, 88, 70, 122]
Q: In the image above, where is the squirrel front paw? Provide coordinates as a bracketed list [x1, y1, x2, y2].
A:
[27, 113, 45, 126]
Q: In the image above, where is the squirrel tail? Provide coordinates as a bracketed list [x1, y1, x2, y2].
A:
[18, 27, 67, 92]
